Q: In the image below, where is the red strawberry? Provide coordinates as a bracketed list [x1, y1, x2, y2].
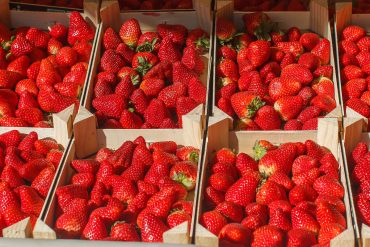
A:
[141, 213, 169, 242]
[10, 34, 33, 57]
[281, 64, 313, 85]
[217, 58, 239, 82]
[55, 47, 78, 67]
[7, 55, 30, 77]
[230, 92, 265, 119]
[287, 228, 317, 247]
[342, 25, 366, 42]
[225, 171, 260, 207]
[170, 161, 197, 191]
[18, 186, 44, 216]
[300, 32, 320, 51]
[254, 105, 281, 130]
[268, 172, 294, 190]
[31, 167, 55, 197]
[219, 223, 251, 246]
[346, 98, 370, 117]
[318, 223, 344, 245]
[274, 96, 304, 121]
[200, 210, 227, 236]
[277, 41, 304, 57]
[289, 185, 318, 206]
[143, 99, 170, 128]
[297, 106, 321, 123]
[176, 97, 198, 127]
[49, 23, 68, 42]
[251, 225, 285, 247]
[166, 210, 191, 228]
[157, 23, 187, 47]
[103, 27, 121, 50]
[158, 36, 181, 63]
[92, 94, 126, 119]
[67, 11, 94, 45]
[313, 175, 344, 199]
[268, 77, 302, 101]
[137, 32, 161, 53]
[110, 222, 140, 241]
[291, 206, 320, 234]
[242, 12, 272, 40]
[247, 40, 271, 68]
[216, 18, 236, 42]
[0, 70, 23, 89]
[311, 38, 330, 65]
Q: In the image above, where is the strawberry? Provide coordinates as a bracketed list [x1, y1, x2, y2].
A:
[209, 172, 235, 193]
[242, 12, 272, 40]
[182, 47, 205, 74]
[274, 96, 304, 121]
[299, 32, 320, 51]
[289, 184, 318, 206]
[143, 99, 170, 128]
[103, 27, 121, 50]
[342, 25, 366, 42]
[31, 167, 55, 197]
[341, 65, 364, 81]
[339, 40, 359, 56]
[231, 92, 265, 119]
[176, 96, 199, 127]
[225, 171, 260, 206]
[318, 223, 345, 245]
[251, 225, 285, 247]
[268, 172, 294, 190]
[137, 32, 161, 53]
[132, 52, 159, 76]
[277, 41, 304, 57]
[235, 152, 258, 176]
[281, 64, 313, 85]
[36, 58, 61, 88]
[141, 213, 169, 242]
[287, 228, 317, 247]
[298, 52, 321, 71]
[216, 18, 236, 43]
[346, 98, 370, 117]
[269, 207, 292, 231]
[158, 36, 182, 63]
[55, 47, 78, 67]
[100, 49, 126, 74]
[3, 205, 28, 227]
[254, 105, 281, 130]
[0, 117, 28, 127]
[1, 165, 25, 188]
[292, 155, 319, 175]
[256, 180, 287, 205]
[7, 55, 30, 77]
[0, 70, 23, 89]
[15, 79, 38, 96]
[157, 23, 187, 47]
[56, 184, 89, 212]
[67, 11, 94, 45]
[166, 210, 191, 228]
[92, 94, 126, 119]
[110, 222, 140, 241]
[316, 201, 346, 228]
[49, 23, 68, 42]
[291, 206, 320, 234]
[219, 223, 251, 246]
[302, 117, 318, 130]
[215, 148, 236, 165]
[18, 186, 44, 216]
[26, 27, 49, 49]
[170, 161, 197, 191]
[217, 58, 239, 82]
[10, 34, 33, 57]
[247, 40, 271, 68]
[311, 38, 330, 65]
[200, 210, 227, 235]
[82, 215, 108, 240]
[268, 77, 302, 101]
[15, 107, 43, 126]
[313, 175, 344, 199]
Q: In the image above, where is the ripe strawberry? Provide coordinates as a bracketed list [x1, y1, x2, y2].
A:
[311, 38, 330, 65]
[157, 23, 187, 47]
[318, 223, 345, 245]
[1, 165, 25, 188]
[310, 94, 336, 113]
[225, 171, 260, 206]
[143, 99, 170, 128]
[158, 36, 182, 63]
[254, 105, 281, 130]
[219, 223, 251, 246]
[49, 23, 68, 41]
[141, 213, 169, 242]
[81, 215, 108, 240]
[339, 40, 359, 56]
[0, 117, 28, 127]
[277, 41, 304, 57]
[18, 186, 44, 216]
[137, 32, 161, 53]
[26, 27, 49, 49]
[298, 52, 321, 71]
[230, 92, 265, 119]
[291, 206, 320, 234]
[200, 210, 227, 235]
[247, 40, 271, 68]
[176, 96, 199, 127]
[289, 184, 318, 206]
[103, 27, 121, 50]
[67, 11, 94, 45]
[287, 228, 317, 247]
[346, 98, 370, 117]
[342, 25, 366, 42]
[55, 47, 78, 67]
[242, 12, 272, 40]
[99, 49, 125, 74]
[256, 180, 287, 205]
[31, 167, 55, 197]
[26, 61, 41, 80]
[92, 94, 126, 119]
[251, 225, 285, 247]
[110, 222, 140, 241]
[132, 52, 159, 76]
[281, 64, 313, 85]
[269, 207, 292, 231]
[10, 34, 33, 57]
[166, 210, 191, 228]
[274, 96, 304, 121]
[170, 161, 197, 191]
[300, 32, 320, 51]
[268, 77, 302, 101]
[217, 58, 239, 82]
[216, 18, 236, 42]
[268, 172, 294, 190]
[313, 175, 344, 199]
[342, 65, 364, 81]
[7, 55, 30, 77]
[0, 70, 23, 89]
[209, 172, 235, 193]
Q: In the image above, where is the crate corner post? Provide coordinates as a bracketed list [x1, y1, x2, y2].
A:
[3, 217, 32, 238]
[362, 224, 370, 247]
[163, 221, 190, 244]
[53, 103, 76, 147]
[33, 218, 57, 239]
[73, 106, 98, 159]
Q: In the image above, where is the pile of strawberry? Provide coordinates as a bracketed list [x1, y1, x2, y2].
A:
[0, 12, 94, 127]
[216, 13, 335, 130]
[92, 18, 208, 129]
[0, 130, 63, 234]
[11, 0, 83, 9]
[119, 0, 192, 10]
[350, 142, 370, 226]
[53, 138, 199, 242]
[200, 140, 346, 246]
[234, 0, 307, 11]
[339, 25, 370, 123]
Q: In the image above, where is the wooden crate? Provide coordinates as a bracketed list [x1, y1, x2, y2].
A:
[0, 0, 100, 130]
[0, 118, 73, 238]
[8, 1, 83, 12]
[343, 118, 370, 246]
[208, 0, 342, 126]
[194, 116, 354, 246]
[118, 0, 208, 12]
[81, 0, 212, 129]
[335, 2, 370, 122]
[32, 106, 205, 244]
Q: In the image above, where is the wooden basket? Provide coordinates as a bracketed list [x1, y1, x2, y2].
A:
[208, 0, 342, 125]
[0, 115, 74, 238]
[194, 116, 355, 246]
[0, 0, 100, 130]
[335, 2, 370, 122]
[32, 106, 205, 244]
[343, 118, 370, 246]
[81, 0, 212, 130]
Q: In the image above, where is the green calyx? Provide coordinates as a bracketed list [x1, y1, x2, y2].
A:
[172, 172, 194, 190]
[246, 97, 265, 118]
[188, 152, 199, 163]
[131, 74, 140, 86]
[253, 141, 268, 161]
[254, 21, 276, 41]
[136, 38, 158, 53]
[194, 36, 210, 51]
[135, 56, 152, 76]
